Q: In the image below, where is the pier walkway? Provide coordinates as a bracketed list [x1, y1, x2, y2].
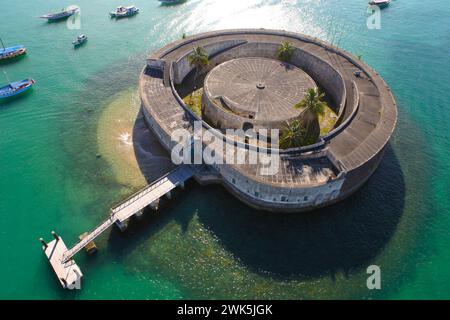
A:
[48, 165, 193, 270]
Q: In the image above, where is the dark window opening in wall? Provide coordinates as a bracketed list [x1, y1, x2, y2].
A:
[249, 115, 254, 119]
[273, 198, 277, 201]
[304, 196, 309, 201]
[281, 196, 287, 202]
[243, 122, 253, 131]
[255, 191, 259, 197]
[232, 178, 236, 184]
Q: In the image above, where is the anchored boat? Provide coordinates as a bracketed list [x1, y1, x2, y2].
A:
[110, 6, 139, 18]
[0, 78, 35, 99]
[72, 34, 88, 47]
[0, 38, 27, 62]
[0, 46, 26, 61]
[39, 7, 79, 21]
[158, 0, 186, 4]
[369, 0, 391, 8]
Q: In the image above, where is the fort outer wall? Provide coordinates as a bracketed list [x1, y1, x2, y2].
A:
[140, 29, 397, 212]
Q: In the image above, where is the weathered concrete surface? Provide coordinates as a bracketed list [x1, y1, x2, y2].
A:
[203, 57, 316, 131]
[139, 29, 397, 212]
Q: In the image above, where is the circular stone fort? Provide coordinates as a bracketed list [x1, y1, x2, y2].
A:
[139, 29, 397, 212]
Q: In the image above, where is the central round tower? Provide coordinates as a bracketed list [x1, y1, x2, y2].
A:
[202, 57, 316, 131]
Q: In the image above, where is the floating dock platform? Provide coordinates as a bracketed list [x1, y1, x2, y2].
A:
[41, 232, 83, 290]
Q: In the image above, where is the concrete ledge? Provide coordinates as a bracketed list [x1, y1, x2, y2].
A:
[139, 29, 397, 212]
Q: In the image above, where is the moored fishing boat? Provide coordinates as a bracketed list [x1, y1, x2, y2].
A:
[0, 45, 26, 61]
[109, 6, 139, 18]
[72, 34, 88, 47]
[158, 0, 186, 4]
[39, 8, 79, 21]
[0, 78, 35, 99]
[369, 0, 391, 8]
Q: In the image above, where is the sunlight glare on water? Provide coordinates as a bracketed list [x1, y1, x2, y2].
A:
[167, 0, 325, 37]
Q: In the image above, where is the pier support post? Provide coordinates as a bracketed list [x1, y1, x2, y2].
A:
[115, 220, 128, 232]
[149, 199, 159, 211]
[179, 182, 185, 190]
[165, 191, 172, 200]
[135, 209, 144, 220]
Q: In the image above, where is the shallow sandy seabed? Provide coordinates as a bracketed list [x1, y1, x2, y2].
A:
[96, 88, 174, 191]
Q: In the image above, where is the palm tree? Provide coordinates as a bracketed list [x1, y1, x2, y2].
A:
[294, 88, 327, 143]
[280, 120, 306, 149]
[277, 41, 294, 62]
[187, 46, 209, 98]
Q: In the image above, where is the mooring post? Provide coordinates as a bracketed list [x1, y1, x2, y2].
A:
[51, 231, 59, 241]
[39, 238, 48, 249]
[179, 181, 185, 190]
[165, 191, 172, 200]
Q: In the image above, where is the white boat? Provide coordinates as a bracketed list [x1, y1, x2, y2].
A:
[72, 34, 87, 47]
[109, 6, 139, 18]
[369, 0, 391, 8]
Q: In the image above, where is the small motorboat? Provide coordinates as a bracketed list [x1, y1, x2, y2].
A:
[39, 8, 79, 21]
[0, 45, 27, 61]
[72, 34, 87, 47]
[109, 6, 139, 18]
[368, 0, 391, 8]
[0, 78, 35, 99]
[158, 0, 186, 4]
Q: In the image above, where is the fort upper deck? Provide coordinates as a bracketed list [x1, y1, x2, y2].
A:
[140, 29, 397, 210]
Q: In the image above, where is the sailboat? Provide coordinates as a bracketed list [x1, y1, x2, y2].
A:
[0, 71, 35, 100]
[0, 38, 26, 62]
[39, 7, 79, 21]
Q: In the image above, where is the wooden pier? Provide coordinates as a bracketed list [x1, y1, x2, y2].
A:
[41, 165, 194, 289]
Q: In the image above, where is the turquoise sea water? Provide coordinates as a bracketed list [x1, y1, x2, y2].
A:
[0, 0, 449, 299]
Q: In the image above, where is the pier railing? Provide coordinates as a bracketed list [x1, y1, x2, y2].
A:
[61, 165, 194, 263]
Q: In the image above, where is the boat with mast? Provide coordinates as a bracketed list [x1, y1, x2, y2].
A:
[39, 7, 79, 21]
[0, 38, 26, 62]
[0, 71, 35, 100]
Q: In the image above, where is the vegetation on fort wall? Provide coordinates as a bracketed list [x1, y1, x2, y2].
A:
[280, 88, 337, 149]
[183, 88, 203, 118]
[277, 41, 295, 62]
